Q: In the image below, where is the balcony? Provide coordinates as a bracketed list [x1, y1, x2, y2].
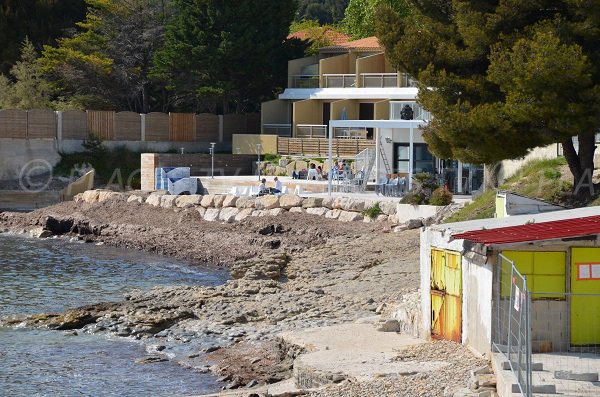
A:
[398, 73, 419, 88]
[360, 73, 398, 88]
[323, 74, 356, 88]
[296, 124, 327, 138]
[262, 124, 292, 137]
[390, 101, 431, 121]
[333, 127, 369, 139]
[291, 75, 320, 89]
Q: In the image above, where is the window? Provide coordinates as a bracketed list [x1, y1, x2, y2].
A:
[577, 263, 600, 280]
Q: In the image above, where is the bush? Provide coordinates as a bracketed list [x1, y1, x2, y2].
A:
[363, 202, 382, 218]
[430, 187, 453, 206]
[400, 172, 439, 205]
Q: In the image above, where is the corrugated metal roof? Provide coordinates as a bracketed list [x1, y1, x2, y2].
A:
[452, 215, 600, 245]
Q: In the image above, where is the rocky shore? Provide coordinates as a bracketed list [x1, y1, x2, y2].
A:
[0, 192, 489, 396]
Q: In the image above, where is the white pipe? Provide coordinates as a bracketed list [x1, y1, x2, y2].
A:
[328, 123, 333, 196]
[409, 123, 414, 190]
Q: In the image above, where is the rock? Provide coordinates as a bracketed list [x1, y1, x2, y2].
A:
[278, 194, 303, 209]
[213, 195, 226, 208]
[97, 191, 124, 202]
[81, 190, 100, 203]
[201, 194, 215, 208]
[160, 195, 178, 208]
[376, 214, 389, 222]
[235, 208, 254, 221]
[302, 197, 323, 208]
[379, 201, 397, 215]
[306, 207, 328, 216]
[30, 227, 52, 238]
[251, 210, 267, 217]
[332, 197, 345, 210]
[259, 224, 284, 235]
[341, 199, 365, 212]
[406, 218, 423, 229]
[235, 196, 256, 209]
[393, 225, 408, 233]
[289, 207, 304, 213]
[377, 319, 400, 332]
[127, 195, 143, 204]
[136, 356, 168, 364]
[263, 239, 281, 249]
[175, 195, 203, 208]
[203, 208, 220, 222]
[222, 195, 238, 208]
[325, 209, 342, 219]
[203, 345, 220, 353]
[196, 206, 206, 217]
[44, 216, 73, 235]
[146, 194, 162, 207]
[268, 208, 285, 216]
[321, 197, 336, 209]
[256, 195, 280, 210]
[219, 207, 239, 223]
[246, 379, 258, 388]
[338, 211, 363, 222]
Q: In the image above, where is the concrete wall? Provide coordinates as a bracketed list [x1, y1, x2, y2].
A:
[0, 138, 61, 180]
[356, 53, 386, 87]
[374, 100, 389, 120]
[396, 203, 443, 223]
[261, 99, 290, 128]
[320, 54, 351, 86]
[330, 99, 358, 121]
[288, 56, 319, 87]
[293, 99, 322, 127]
[231, 134, 278, 155]
[499, 144, 559, 182]
[376, 127, 427, 179]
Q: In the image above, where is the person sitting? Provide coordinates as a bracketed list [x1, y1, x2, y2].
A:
[292, 170, 298, 179]
[316, 166, 323, 180]
[273, 176, 282, 193]
[258, 178, 267, 194]
[307, 163, 319, 180]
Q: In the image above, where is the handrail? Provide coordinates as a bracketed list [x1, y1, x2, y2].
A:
[323, 74, 356, 88]
[263, 123, 292, 137]
[296, 124, 327, 138]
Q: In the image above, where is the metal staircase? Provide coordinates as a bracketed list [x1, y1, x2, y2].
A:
[379, 140, 392, 174]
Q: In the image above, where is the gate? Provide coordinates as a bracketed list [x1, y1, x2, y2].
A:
[430, 248, 462, 342]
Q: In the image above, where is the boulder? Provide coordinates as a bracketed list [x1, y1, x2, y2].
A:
[306, 207, 328, 216]
[213, 195, 226, 208]
[235, 196, 256, 209]
[200, 194, 215, 208]
[379, 201, 397, 216]
[301, 197, 323, 208]
[295, 160, 308, 172]
[160, 195, 178, 208]
[81, 190, 100, 203]
[127, 195, 143, 204]
[44, 216, 73, 235]
[175, 195, 203, 208]
[196, 206, 207, 218]
[146, 194, 162, 207]
[203, 208, 220, 222]
[30, 227, 52, 238]
[322, 197, 336, 209]
[325, 209, 342, 219]
[279, 194, 303, 209]
[332, 197, 346, 210]
[97, 190, 124, 202]
[222, 195, 238, 208]
[377, 319, 400, 332]
[289, 207, 304, 214]
[219, 207, 240, 223]
[406, 218, 423, 229]
[256, 195, 280, 210]
[268, 208, 285, 216]
[338, 211, 363, 222]
[376, 214, 389, 222]
[252, 210, 268, 217]
[235, 208, 254, 221]
[342, 199, 366, 212]
[285, 162, 296, 176]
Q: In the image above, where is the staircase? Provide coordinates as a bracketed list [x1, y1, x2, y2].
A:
[379, 140, 392, 174]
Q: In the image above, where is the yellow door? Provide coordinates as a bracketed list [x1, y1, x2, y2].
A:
[430, 248, 462, 342]
[570, 248, 600, 345]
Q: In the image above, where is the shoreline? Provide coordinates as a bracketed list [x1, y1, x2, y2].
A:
[0, 195, 485, 396]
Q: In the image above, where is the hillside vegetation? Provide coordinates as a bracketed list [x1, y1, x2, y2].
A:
[445, 158, 573, 223]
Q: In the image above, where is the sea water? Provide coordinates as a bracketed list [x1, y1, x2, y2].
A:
[0, 234, 229, 397]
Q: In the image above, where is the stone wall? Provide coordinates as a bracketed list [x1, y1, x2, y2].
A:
[75, 190, 452, 227]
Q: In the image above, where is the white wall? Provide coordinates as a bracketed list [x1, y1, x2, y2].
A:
[498, 144, 559, 182]
[377, 127, 426, 180]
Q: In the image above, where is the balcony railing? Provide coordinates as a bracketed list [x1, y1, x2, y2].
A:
[323, 74, 356, 88]
[390, 101, 431, 121]
[296, 124, 327, 138]
[398, 73, 419, 88]
[360, 73, 398, 88]
[291, 75, 320, 89]
[333, 127, 369, 139]
[263, 124, 292, 137]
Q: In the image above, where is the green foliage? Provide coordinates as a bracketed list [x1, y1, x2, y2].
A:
[400, 172, 438, 205]
[377, 1, 600, 199]
[430, 187, 453, 206]
[0, 0, 86, 74]
[0, 38, 53, 109]
[153, 0, 299, 113]
[445, 158, 572, 223]
[296, 0, 349, 24]
[363, 202, 382, 218]
[290, 20, 347, 55]
[343, 0, 409, 39]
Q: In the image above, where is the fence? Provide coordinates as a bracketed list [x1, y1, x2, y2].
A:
[277, 137, 375, 157]
[494, 253, 600, 397]
[0, 109, 260, 143]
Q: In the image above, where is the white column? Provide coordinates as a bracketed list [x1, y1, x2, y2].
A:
[375, 127, 380, 182]
[140, 113, 146, 142]
[409, 123, 414, 190]
[457, 161, 463, 193]
[328, 123, 333, 196]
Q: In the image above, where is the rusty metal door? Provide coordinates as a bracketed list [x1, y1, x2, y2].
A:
[431, 248, 462, 342]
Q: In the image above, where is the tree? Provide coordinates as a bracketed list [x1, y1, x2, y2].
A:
[0, 38, 53, 109]
[153, 0, 299, 113]
[296, 0, 349, 24]
[42, 0, 169, 112]
[377, 1, 600, 201]
[343, 0, 409, 39]
[0, 0, 86, 74]
[290, 20, 346, 55]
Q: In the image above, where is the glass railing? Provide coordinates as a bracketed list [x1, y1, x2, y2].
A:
[360, 73, 398, 88]
[323, 74, 356, 88]
[296, 124, 327, 138]
[262, 124, 292, 137]
[398, 73, 419, 88]
[333, 127, 369, 139]
[390, 101, 431, 121]
[291, 75, 320, 89]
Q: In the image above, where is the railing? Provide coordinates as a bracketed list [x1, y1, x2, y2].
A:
[333, 127, 368, 139]
[399, 72, 419, 87]
[323, 74, 356, 88]
[262, 123, 292, 137]
[277, 137, 375, 157]
[360, 73, 398, 88]
[296, 124, 327, 138]
[291, 75, 320, 89]
[390, 101, 432, 121]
